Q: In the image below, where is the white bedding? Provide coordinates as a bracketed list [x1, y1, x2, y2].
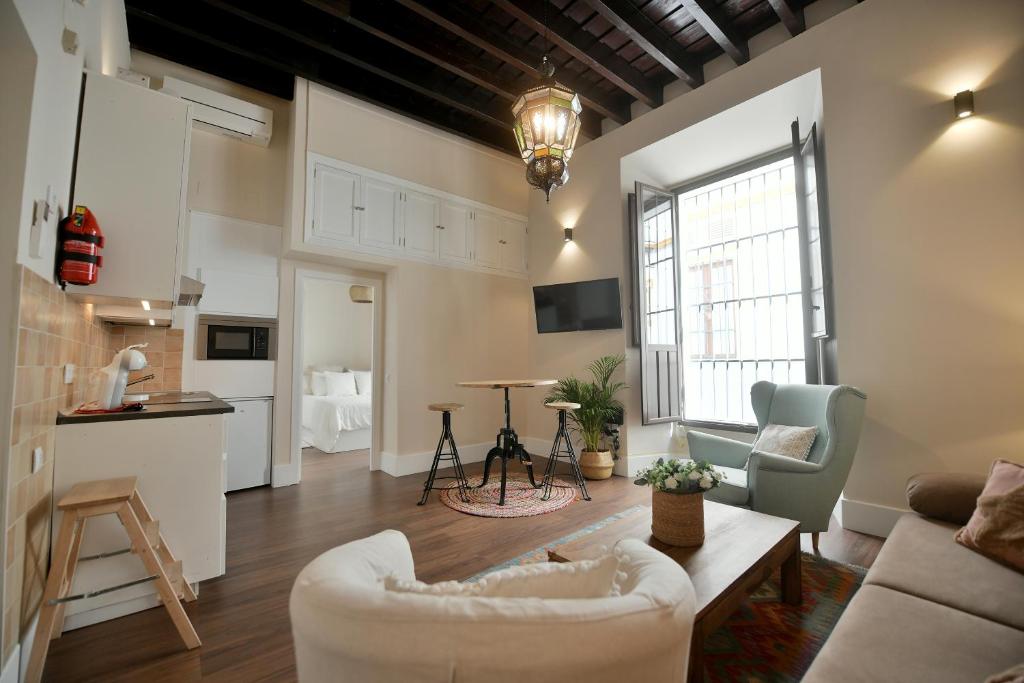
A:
[301, 393, 372, 453]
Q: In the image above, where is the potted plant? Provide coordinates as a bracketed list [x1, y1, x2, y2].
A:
[547, 355, 627, 480]
[633, 459, 723, 546]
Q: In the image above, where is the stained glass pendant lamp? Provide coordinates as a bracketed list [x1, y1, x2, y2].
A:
[512, 49, 582, 201]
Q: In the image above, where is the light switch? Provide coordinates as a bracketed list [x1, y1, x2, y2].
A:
[63, 364, 75, 384]
[31, 447, 44, 474]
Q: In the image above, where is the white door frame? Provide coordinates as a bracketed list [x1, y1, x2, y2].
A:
[291, 268, 383, 478]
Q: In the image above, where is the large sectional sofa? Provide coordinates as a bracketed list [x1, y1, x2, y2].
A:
[804, 474, 1024, 682]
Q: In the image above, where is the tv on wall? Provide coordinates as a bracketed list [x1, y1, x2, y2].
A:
[533, 278, 623, 334]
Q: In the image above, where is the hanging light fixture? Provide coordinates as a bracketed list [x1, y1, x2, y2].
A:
[511, 6, 582, 202]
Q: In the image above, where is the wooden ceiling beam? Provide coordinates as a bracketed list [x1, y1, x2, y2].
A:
[680, 0, 749, 65]
[489, 0, 662, 108]
[393, 0, 631, 125]
[766, 0, 805, 37]
[584, 0, 702, 88]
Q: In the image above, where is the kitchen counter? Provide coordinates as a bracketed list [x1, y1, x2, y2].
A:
[56, 391, 234, 425]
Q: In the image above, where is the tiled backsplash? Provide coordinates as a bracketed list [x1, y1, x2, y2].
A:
[3, 267, 184, 659]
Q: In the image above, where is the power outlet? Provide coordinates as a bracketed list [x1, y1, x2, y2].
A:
[31, 447, 44, 474]
[63, 364, 75, 384]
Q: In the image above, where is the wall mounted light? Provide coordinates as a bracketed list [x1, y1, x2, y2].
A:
[563, 227, 574, 242]
[954, 89, 974, 119]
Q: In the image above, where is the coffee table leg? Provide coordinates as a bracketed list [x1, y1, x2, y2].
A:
[781, 536, 802, 606]
[688, 625, 704, 683]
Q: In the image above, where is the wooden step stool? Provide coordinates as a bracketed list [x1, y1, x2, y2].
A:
[25, 477, 200, 683]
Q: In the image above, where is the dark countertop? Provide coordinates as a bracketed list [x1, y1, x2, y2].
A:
[57, 391, 235, 425]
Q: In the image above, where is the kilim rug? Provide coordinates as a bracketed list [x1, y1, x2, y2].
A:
[470, 508, 866, 682]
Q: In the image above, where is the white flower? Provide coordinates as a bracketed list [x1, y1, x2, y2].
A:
[687, 470, 701, 481]
[699, 478, 712, 490]
[663, 476, 679, 490]
[712, 471, 723, 481]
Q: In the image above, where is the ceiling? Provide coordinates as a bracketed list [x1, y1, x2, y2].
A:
[124, 0, 825, 156]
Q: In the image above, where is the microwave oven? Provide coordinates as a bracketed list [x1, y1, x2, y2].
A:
[196, 315, 277, 360]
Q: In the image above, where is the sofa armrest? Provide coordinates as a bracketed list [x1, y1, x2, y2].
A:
[686, 430, 753, 469]
[906, 472, 987, 526]
[747, 451, 823, 474]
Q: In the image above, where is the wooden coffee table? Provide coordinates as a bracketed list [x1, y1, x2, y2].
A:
[549, 501, 801, 683]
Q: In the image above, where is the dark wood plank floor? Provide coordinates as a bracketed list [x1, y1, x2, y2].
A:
[43, 449, 883, 682]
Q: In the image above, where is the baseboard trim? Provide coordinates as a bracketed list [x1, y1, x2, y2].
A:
[379, 441, 492, 478]
[1, 644, 19, 683]
[838, 497, 907, 538]
[272, 460, 300, 487]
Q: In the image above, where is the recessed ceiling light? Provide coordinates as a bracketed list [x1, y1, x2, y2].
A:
[141, 300, 151, 311]
[148, 319, 155, 326]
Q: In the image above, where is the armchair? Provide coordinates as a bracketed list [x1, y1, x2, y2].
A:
[687, 381, 867, 548]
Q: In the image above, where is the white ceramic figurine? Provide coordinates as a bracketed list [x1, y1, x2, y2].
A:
[95, 343, 149, 410]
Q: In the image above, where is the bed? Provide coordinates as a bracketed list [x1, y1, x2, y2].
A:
[301, 393, 373, 453]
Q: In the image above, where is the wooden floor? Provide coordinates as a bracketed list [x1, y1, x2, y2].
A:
[43, 449, 883, 682]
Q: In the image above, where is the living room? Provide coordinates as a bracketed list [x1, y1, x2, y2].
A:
[1, 0, 1021, 681]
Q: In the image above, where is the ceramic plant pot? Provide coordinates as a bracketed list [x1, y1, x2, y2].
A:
[651, 489, 705, 547]
[579, 450, 614, 480]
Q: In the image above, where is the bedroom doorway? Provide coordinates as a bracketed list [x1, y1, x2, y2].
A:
[292, 269, 380, 479]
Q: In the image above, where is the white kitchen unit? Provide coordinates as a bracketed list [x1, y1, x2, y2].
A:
[225, 398, 273, 490]
[304, 153, 528, 277]
[53, 395, 231, 631]
[68, 72, 192, 308]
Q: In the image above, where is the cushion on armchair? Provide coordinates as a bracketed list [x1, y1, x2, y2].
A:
[906, 471, 987, 525]
[748, 424, 817, 465]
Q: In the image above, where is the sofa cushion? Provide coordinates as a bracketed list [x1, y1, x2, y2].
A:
[906, 471, 986, 525]
[702, 466, 749, 506]
[865, 514, 1024, 630]
[803, 585, 1024, 683]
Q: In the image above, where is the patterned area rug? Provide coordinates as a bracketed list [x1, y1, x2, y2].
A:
[471, 509, 866, 682]
[440, 475, 576, 518]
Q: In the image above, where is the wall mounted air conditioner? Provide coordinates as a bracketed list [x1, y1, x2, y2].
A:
[160, 76, 273, 147]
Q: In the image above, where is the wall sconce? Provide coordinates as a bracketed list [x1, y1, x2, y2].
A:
[563, 227, 574, 242]
[954, 90, 974, 119]
[349, 285, 373, 304]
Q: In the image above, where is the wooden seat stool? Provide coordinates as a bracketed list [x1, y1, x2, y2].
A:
[26, 477, 200, 683]
[541, 402, 592, 502]
[418, 403, 471, 505]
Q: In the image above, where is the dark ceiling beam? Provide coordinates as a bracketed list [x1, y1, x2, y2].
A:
[330, 0, 603, 139]
[489, 0, 662, 108]
[299, 0, 350, 21]
[393, 0, 631, 125]
[199, 0, 512, 132]
[680, 0, 749, 65]
[583, 0, 702, 88]
[766, 0, 805, 37]
[124, 4, 516, 154]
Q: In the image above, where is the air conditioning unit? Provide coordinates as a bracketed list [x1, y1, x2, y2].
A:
[160, 76, 273, 147]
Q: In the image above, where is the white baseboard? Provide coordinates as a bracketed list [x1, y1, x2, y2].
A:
[1, 644, 19, 683]
[838, 497, 907, 538]
[379, 441, 492, 477]
[273, 460, 300, 487]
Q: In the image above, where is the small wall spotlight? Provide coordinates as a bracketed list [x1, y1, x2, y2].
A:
[564, 227, 574, 242]
[954, 90, 974, 119]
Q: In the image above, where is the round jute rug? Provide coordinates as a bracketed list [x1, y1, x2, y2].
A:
[440, 475, 577, 518]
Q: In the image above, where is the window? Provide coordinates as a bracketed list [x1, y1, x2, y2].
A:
[678, 157, 805, 426]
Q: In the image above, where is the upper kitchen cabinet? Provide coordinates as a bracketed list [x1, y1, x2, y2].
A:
[402, 190, 440, 259]
[68, 73, 191, 307]
[472, 210, 502, 270]
[309, 162, 360, 246]
[499, 217, 528, 273]
[359, 177, 401, 250]
[438, 200, 473, 264]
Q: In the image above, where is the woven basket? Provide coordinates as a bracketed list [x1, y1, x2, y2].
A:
[651, 489, 705, 547]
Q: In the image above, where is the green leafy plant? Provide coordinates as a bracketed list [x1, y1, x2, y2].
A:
[547, 355, 627, 453]
[634, 458, 723, 494]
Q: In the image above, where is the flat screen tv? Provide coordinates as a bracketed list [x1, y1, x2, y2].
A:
[533, 278, 623, 334]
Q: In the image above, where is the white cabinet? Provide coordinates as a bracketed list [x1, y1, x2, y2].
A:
[403, 190, 440, 258]
[473, 210, 502, 269]
[225, 398, 273, 491]
[499, 218, 528, 273]
[439, 200, 473, 264]
[68, 73, 191, 307]
[311, 163, 360, 245]
[360, 178, 401, 249]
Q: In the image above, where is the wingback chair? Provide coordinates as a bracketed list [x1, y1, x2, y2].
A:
[686, 381, 867, 550]
[290, 530, 697, 683]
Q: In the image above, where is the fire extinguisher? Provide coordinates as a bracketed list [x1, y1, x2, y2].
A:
[58, 205, 104, 286]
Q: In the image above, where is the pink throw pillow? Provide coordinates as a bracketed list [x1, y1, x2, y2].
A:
[955, 459, 1024, 572]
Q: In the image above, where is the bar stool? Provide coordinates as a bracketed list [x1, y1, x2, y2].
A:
[418, 403, 470, 505]
[541, 402, 591, 502]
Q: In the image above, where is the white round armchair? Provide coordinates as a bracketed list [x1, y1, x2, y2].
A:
[290, 530, 697, 683]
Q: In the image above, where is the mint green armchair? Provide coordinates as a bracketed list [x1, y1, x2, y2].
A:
[686, 381, 867, 545]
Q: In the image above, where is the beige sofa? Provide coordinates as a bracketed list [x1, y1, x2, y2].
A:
[805, 475, 1024, 683]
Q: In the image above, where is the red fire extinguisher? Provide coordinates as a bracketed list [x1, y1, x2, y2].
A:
[58, 205, 104, 286]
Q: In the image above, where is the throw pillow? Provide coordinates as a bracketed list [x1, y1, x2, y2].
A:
[352, 370, 372, 395]
[310, 371, 328, 397]
[749, 424, 818, 465]
[955, 459, 1024, 572]
[906, 471, 988, 525]
[323, 371, 357, 397]
[986, 663, 1024, 683]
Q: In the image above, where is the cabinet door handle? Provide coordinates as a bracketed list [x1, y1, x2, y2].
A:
[353, 206, 365, 211]
[436, 225, 445, 230]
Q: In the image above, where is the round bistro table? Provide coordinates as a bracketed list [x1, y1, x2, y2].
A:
[457, 379, 557, 506]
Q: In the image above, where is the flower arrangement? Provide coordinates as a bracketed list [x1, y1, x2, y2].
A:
[633, 458, 723, 494]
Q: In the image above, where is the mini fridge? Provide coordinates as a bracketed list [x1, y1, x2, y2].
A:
[224, 397, 273, 491]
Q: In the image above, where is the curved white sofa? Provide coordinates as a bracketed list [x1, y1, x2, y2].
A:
[290, 530, 697, 683]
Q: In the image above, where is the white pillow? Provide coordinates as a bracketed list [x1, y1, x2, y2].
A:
[310, 371, 328, 397]
[352, 370, 372, 395]
[323, 370, 357, 397]
[750, 424, 817, 463]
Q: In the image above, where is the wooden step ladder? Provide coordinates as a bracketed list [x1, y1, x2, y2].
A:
[25, 477, 200, 683]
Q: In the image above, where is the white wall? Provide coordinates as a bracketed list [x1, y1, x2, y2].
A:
[302, 279, 373, 372]
[525, 0, 1024, 534]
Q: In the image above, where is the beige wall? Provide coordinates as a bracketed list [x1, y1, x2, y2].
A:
[525, 0, 1024, 525]
[302, 278, 374, 372]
